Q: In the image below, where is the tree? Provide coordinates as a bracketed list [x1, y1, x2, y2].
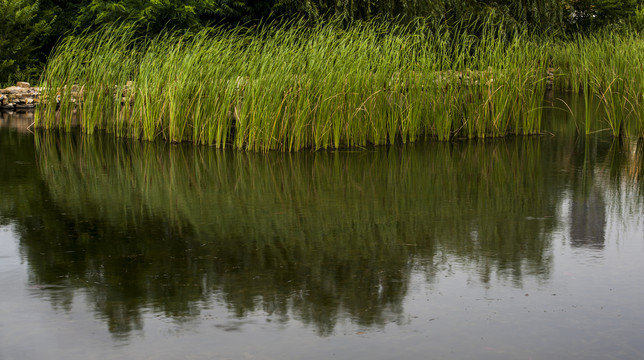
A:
[271, 0, 442, 22]
[0, 0, 50, 84]
[36, 0, 91, 59]
[73, 0, 262, 34]
[565, 0, 639, 29]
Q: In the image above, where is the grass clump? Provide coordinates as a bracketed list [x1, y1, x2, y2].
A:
[37, 19, 551, 151]
[551, 30, 644, 137]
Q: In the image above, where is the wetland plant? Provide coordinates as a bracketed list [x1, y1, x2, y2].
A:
[37, 19, 552, 150]
[552, 30, 644, 137]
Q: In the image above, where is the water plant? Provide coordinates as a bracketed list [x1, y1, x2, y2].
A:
[36, 18, 551, 151]
[552, 29, 644, 137]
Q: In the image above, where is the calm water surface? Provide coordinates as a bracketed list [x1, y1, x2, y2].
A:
[1, 107, 644, 359]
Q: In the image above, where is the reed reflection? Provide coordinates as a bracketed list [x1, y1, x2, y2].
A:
[10, 129, 640, 338]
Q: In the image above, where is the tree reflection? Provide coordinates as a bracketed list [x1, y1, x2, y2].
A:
[561, 137, 644, 250]
[568, 138, 608, 249]
[1, 129, 586, 338]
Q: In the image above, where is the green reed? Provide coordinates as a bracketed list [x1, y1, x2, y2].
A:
[552, 30, 644, 137]
[36, 18, 551, 151]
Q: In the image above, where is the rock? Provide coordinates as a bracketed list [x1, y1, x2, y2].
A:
[0, 82, 41, 112]
[1, 86, 22, 95]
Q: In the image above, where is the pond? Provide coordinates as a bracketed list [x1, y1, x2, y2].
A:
[1, 100, 644, 359]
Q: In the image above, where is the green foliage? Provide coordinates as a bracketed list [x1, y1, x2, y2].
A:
[628, 5, 644, 30]
[551, 30, 644, 137]
[37, 19, 549, 150]
[0, 0, 50, 84]
[566, 0, 639, 29]
[74, 0, 258, 33]
[4, 0, 644, 92]
[271, 0, 442, 22]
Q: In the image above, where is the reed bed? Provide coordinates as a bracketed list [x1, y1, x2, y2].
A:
[551, 30, 644, 137]
[36, 19, 550, 150]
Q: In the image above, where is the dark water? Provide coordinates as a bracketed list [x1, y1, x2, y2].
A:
[1, 106, 644, 360]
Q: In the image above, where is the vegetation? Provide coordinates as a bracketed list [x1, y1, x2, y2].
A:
[36, 19, 550, 150]
[6, 0, 644, 147]
[3, 0, 644, 85]
[552, 30, 644, 137]
[0, 0, 50, 84]
[34, 17, 644, 149]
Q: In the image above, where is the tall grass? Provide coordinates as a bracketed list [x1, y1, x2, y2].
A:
[551, 30, 644, 137]
[36, 18, 550, 151]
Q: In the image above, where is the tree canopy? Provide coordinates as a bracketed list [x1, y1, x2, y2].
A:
[0, 0, 49, 83]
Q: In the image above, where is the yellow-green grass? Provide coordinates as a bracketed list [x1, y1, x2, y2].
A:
[36, 19, 551, 151]
[551, 30, 644, 137]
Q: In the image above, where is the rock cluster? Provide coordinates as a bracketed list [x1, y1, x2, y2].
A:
[0, 82, 40, 111]
[0, 81, 139, 113]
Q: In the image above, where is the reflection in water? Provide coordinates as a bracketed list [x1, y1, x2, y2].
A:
[564, 138, 644, 250]
[0, 110, 34, 133]
[2, 121, 644, 343]
[15, 131, 562, 337]
[570, 191, 606, 248]
[569, 139, 607, 249]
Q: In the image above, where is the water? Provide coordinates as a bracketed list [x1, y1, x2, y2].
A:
[1, 107, 644, 359]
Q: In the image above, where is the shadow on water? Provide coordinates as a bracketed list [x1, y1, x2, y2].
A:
[1, 101, 644, 341]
